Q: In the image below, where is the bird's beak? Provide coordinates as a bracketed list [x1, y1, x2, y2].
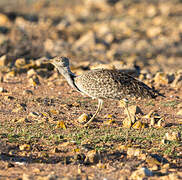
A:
[42, 58, 54, 65]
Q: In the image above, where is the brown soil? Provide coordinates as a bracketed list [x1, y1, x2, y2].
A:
[0, 0, 182, 179]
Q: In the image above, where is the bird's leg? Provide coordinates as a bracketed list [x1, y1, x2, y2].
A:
[122, 98, 134, 124]
[84, 99, 103, 127]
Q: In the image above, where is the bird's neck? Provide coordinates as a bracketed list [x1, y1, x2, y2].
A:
[57, 66, 79, 91]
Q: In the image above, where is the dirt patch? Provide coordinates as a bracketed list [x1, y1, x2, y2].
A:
[0, 0, 182, 179]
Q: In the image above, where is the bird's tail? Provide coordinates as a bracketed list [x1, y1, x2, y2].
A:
[151, 87, 166, 98]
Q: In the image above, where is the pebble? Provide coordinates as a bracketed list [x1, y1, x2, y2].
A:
[85, 150, 100, 164]
[147, 26, 162, 38]
[124, 105, 143, 116]
[0, 13, 10, 26]
[132, 121, 145, 129]
[0, 55, 8, 66]
[146, 155, 161, 166]
[164, 132, 181, 141]
[15, 58, 26, 67]
[5, 71, 16, 78]
[172, 73, 182, 88]
[12, 106, 24, 113]
[127, 148, 144, 157]
[14, 117, 29, 123]
[27, 69, 37, 78]
[118, 175, 127, 180]
[28, 75, 40, 86]
[149, 164, 159, 171]
[168, 173, 180, 180]
[4, 95, 15, 101]
[0, 87, 7, 93]
[23, 89, 33, 95]
[77, 113, 89, 124]
[6, 162, 15, 168]
[130, 167, 153, 180]
[22, 173, 32, 180]
[73, 31, 95, 50]
[19, 144, 31, 151]
[28, 111, 40, 117]
[154, 72, 169, 86]
[177, 109, 182, 116]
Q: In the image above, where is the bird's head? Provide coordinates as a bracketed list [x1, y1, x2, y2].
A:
[50, 56, 70, 69]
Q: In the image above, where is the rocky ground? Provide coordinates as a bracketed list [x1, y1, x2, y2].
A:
[0, 0, 182, 179]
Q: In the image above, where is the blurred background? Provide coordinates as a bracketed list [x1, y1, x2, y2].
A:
[0, 0, 182, 74]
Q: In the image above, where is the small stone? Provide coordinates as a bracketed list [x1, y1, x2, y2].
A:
[160, 168, 168, 174]
[23, 89, 33, 95]
[74, 31, 95, 50]
[127, 148, 143, 157]
[45, 174, 58, 180]
[165, 132, 181, 141]
[139, 153, 147, 160]
[146, 155, 161, 166]
[56, 121, 66, 129]
[147, 26, 162, 38]
[154, 72, 168, 86]
[161, 139, 168, 144]
[19, 144, 31, 151]
[0, 75, 3, 82]
[177, 109, 182, 116]
[4, 96, 15, 101]
[6, 162, 15, 168]
[28, 75, 40, 86]
[12, 106, 24, 113]
[0, 87, 7, 93]
[172, 73, 182, 88]
[49, 109, 59, 115]
[177, 103, 182, 109]
[130, 167, 153, 180]
[167, 73, 175, 84]
[168, 173, 180, 180]
[156, 118, 165, 128]
[118, 145, 128, 152]
[22, 173, 32, 180]
[162, 163, 170, 169]
[29, 112, 40, 117]
[16, 117, 29, 123]
[104, 118, 115, 125]
[149, 164, 159, 171]
[27, 69, 37, 78]
[72, 101, 80, 107]
[12, 103, 26, 113]
[32, 168, 41, 173]
[132, 121, 145, 129]
[159, 3, 171, 16]
[0, 55, 9, 66]
[124, 105, 143, 116]
[5, 71, 16, 78]
[118, 175, 127, 180]
[146, 5, 157, 17]
[85, 150, 99, 164]
[77, 113, 89, 124]
[0, 13, 10, 26]
[51, 147, 60, 153]
[15, 58, 26, 68]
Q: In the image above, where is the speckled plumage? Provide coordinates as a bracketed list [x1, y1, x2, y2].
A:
[50, 56, 162, 126]
[75, 69, 156, 100]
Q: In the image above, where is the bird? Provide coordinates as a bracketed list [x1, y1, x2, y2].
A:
[49, 56, 164, 126]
